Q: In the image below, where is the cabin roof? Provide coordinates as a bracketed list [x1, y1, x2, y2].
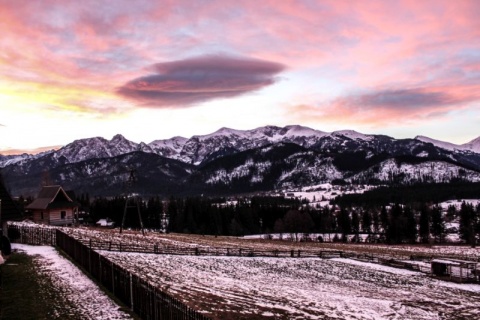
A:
[25, 185, 75, 210]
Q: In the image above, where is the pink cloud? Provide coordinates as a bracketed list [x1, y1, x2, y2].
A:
[117, 55, 286, 107]
[290, 83, 480, 127]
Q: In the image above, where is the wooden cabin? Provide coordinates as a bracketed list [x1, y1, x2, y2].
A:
[431, 259, 479, 283]
[26, 185, 77, 226]
[0, 172, 23, 230]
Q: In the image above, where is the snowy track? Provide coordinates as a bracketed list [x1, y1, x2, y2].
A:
[12, 244, 131, 320]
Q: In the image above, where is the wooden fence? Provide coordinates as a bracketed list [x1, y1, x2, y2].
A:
[8, 225, 476, 272]
[56, 230, 211, 320]
[78, 238, 346, 258]
[7, 225, 56, 246]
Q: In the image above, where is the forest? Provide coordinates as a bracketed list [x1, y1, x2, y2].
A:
[12, 181, 479, 245]
[67, 188, 480, 245]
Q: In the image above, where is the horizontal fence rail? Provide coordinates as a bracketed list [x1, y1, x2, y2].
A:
[55, 230, 210, 320]
[76, 238, 348, 259]
[8, 225, 480, 263]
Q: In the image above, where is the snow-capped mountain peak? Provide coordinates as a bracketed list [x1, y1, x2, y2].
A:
[332, 130, 373, 141]
[148, 136, 189, 158]
[50, 134, 142, 163]
[198, 127, 247, 140]
[281, 125, 328, 138]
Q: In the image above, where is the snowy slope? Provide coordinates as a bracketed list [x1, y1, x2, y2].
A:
[462, 136, 480, 153]
[0, 152, 49, 167]
[350, 159, 480, 183]
[416, 135, 480, 153]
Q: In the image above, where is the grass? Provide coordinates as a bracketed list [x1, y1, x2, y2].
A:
[0, 252, 81, 319]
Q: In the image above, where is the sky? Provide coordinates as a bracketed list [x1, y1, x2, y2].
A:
[1, 0, 480, 155]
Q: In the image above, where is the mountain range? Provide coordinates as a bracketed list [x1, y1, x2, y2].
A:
[1, 125, 480, 197]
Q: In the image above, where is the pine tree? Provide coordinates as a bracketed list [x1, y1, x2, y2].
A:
[446, 205, 457, 222]
[403, 205, 417, 244]
[282, 210, 314, 241]
[459, 202, 476, 245]
[361, 210, 372, 233]
[386, 204, 403, 244]
[351, 210, 360, 242]
[380, 206, 388, 234]
[430, 205, 445, 243]
[337, 207, 351, 241]
[419, 204, 430, 244]
[167, 196, 181, 232]
[371, 210, 380, 234]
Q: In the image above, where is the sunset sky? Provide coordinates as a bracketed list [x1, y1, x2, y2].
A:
[1, 0, 479, 155]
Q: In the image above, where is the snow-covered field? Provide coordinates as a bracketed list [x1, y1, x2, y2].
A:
[11, 244, 131, 320]
[8, 224, 480, 319]
[100, 252, 480, 320]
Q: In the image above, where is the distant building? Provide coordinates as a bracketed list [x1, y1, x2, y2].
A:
[96, 218, 115, 228]
[26, 185, 77, 226]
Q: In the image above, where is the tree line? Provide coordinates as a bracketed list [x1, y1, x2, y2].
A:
[78, 195, 480, 245]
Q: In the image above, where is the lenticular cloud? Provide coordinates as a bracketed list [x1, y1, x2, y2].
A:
[117, 55, 286, 107]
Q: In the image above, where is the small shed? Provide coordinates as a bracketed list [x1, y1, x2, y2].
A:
[26, 185, 77, 226]
[431, 259, 479, 283]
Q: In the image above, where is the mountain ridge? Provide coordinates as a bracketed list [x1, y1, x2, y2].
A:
[3, 125, 479, 168]
[1, 125, 480, 197]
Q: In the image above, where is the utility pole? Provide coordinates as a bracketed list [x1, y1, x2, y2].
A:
[120, 168, 145, 236]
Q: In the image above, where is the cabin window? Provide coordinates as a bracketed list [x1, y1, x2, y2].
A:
[61, 211, 66, 219]
[41, 211, 44, 220]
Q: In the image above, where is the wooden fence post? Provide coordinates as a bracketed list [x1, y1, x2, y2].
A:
[129, 273, 134, 311]
[88, 239, 92, 274]
[112, 261, 115, 295]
